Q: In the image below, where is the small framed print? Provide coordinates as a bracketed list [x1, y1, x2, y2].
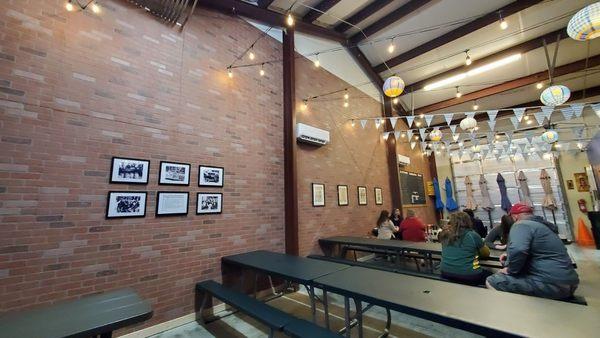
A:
[156, 192, 189, 216]
[337, 185, 349, 206]
[197, 193, 222, 214]
[574, 172, 590, 192]
[567, 180, 574, 190]
[312, 183, 325, 207]
[199, 165, 224, 187]
[106, 191, 147, 218]
[110, 157, 150, 184]
[374, 187, 383, 205]
[358, 186, 367, 206]
[159, 161, 190, 185]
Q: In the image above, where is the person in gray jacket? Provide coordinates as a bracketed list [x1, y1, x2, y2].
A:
[486, 203, 579, 300]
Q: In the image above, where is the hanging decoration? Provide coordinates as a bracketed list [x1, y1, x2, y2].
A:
[406, 116, 415, 128]
[383, 76, 405, 97]
[541, 130, 559, 144]
[487, 110, 498, 121]
[459, 116, 477, 132]
[444, 177, 459, 212]
[567, 2, 600, 41]
[541, 85, 571, 106]
[424, 115, 435, 127]
[444, 113, 454, 125]
[433, 178, 445, 213]
[497, 173, 512, 213]
[488, 120, 496, 131]
[429, 128, 443, 142]
[464, 176, 478, 210]
[390, 117, 398, 129]
[513, 108, 526, 122]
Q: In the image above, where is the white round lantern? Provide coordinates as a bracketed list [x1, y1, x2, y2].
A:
[459, 116, 477, 131]
[429, 129, 443, 142]
[540, 85, 571, 106]
[541, 130, 559, 144]
[568, 3, 600, 41]
[383, 76, 405, 98]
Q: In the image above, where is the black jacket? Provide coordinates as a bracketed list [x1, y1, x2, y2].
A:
[471, 216, 487, 239]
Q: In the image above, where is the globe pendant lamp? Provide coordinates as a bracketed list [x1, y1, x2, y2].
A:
[541, 130, 559, 144]
[459, 116, 477, 132]
[429, 129, 443, 142]
[540, 85, 570, 106]
[383, 76, 405, 98]
[568, 2, 600, 41]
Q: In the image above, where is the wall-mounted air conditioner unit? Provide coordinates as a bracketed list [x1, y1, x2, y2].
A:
[296, 123, 330, 146]
[397, 154, 411, 166]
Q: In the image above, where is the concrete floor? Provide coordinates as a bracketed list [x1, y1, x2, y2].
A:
[150, 245, 600, 338]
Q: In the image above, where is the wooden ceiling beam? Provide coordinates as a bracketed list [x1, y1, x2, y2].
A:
[196, 0, 346, 43]
[334, 0, 394, 33]
[415, 54, 600, 116]
[303, 0, 341, 23]
[374, 0, 543, 72]
[349, 0, 432, 44]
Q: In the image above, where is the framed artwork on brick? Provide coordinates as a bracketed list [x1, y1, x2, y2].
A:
[197, 193, 222, 214]
[312, 183, 325, 207]
[337, 185, 348, 206]
[156, 192, 189, 216]
[374, 187, 383, 205]
[106, 191, 147, 218]
[110, 157, 150, 184]
[358, 186, 367, 205]
[159, 161, 190, 185]
[199, 165, 224, 187]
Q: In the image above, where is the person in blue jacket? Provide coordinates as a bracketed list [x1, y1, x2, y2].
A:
[486, 203, 579, 300]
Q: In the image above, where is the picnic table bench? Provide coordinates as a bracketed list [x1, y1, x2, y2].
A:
[0, 288, 152, 338]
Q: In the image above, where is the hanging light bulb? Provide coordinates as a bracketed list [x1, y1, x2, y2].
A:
[313, 54, 320, 68]
[465, 50, 472, 66]
[415, 121, 422, 127]
[66, 0, 74, 11]
[286, 13, 294, 26]
[344, 90, 349, 100]
[499, 12, 508, 30]
[455, 87, 462, 98]
[343, 101, 349, 108]
[227, 67, 233, 78]
[301, 100, 308, 111]
[351, 120, 355, 127]
[472, 100, 479, 110]
[536, 82, 544, 89]
[419, 113, 424, 118]
[248, 49, 255, 61]
[259, 64, 265, 77]
[401, 132, 406, 138]
[387, 39, 395, 54]
[392, 98, 399, 104]
[91, 2, 100, 14]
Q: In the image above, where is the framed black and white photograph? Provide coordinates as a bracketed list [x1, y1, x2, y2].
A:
[199, 165, 224, 187]
[159, 161, 190, 185]
[374, 187, 383, 205]
[110, 157, 149, 184]
[156, 192, 189, 216]
[312, 183, 325, 207]
[106, 191, 147, 218]
[197, 193, 222, 214]
[337, 185, 348, 206]
[358, 186, 367, 206]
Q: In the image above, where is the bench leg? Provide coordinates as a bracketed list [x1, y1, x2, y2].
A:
[253, 271, 258, 299]
[355, 298, 363, 338]
[100, 333, 112, 338]
[197, 292, 209, 324]
[268, 328, 274, 338]
[377, 308, 391, 338]
[323, 289, 330, 330]
[344, 297, 351, 338]
[308, 285, 317, 323]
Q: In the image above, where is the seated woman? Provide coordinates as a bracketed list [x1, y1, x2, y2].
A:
[390, 208, 403, 240]
[377, 210, 398, 240]
[399, 209, 426, 242]
[439, 212, 492, 286]
[484, 214, 514, 250]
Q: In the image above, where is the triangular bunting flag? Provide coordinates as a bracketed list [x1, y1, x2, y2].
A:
[465, 112, 476, 119]
[449, 124, 458, 135]
[522, 152, 529, 161]
[453, 133, 460, 142]
[425, 115, 434, 127]
[406, 130, 413, 140]
[487, 110, 498, 121]
[505, 130, 513, 141]
[533, 111, 545, 126]
[420, 142, 427, 151]
[591, 103, 600, 118]
[360, 119, 367, 129]
[571, 103, 584, 118]
[419, 128, 427, 141]
[518, 143, 527, 153]
[510, 117, 520, 130]
[513, 108, 526, 122]
[410, 141, 417, 149]
[525, 131, 534, 144]
[573, 127, 585, 139]
[444, 113, 454, 126]
[481, 149, 489, 159]
[561, 107, 574, 120]
[394, 131, 401, 139]
[488, 120, 496, 131]
[390, 117, 398, 129]
[405, 116, 415, 128]
[541, 106, 554, 120]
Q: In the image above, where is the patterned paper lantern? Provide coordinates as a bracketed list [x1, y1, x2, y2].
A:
[568, 2, 600, 41]
[459, 116, 477, 131]
[541, 130, 559, 144]
[429, 129, 443, 141]
[540, 85, 571, 106]
[383, 76, 405, 98]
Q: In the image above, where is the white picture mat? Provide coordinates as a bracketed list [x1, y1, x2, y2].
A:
[338, 186, 348, 205]
[160, 162, 190, 184]
[358, 187, 367, 205]
[313, 184, 325, 206]
[157, 193, 188, 214]
[375, 188, 383, 204]
[107, 192, 146, 217]
[111, 158, 149, 183]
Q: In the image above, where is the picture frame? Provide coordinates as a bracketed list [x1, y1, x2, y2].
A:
[156, 192, 189, 216]
[159, 161, 190, 185]
[197, 192, 223, 214]
[574, 172, 590, 192]
[358, 186, 367, 205]
[312, 183, 325, 207]
[374, 187, 383, 205]
[110, 157, 150, 184]
[567, 180, 574, 190]
[337, 185, 349, 206]
[106, 191, 147, 218]
[198, 165, 224, 187]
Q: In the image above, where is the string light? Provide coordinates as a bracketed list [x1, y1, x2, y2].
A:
[259, 64, 265, 76]
[392, 98, 399, 104]
[415, 121, 422, 127]
[465, 50, 472, 66]
[419, 113, 424, 118]
[344, 89, 349, 100]
[314, 54, 320, 68]
[227, 67, 233, 78]
[536, 82, 544, 89]
[66, 0, 74, 11]
[387, 39, 395, 54]
[455, 86, 462, 98]
[301, 100, 308, 111]
[499, 12, 508, 30]
[286, 13, 294, 27]
[91, 2, 100, 14]
[472, 100, 479, 110]
[401, 133, 406, 138]
[351, 120, 355, 127]
[248, 49, 255, 61]
[343, 101, 349, 108]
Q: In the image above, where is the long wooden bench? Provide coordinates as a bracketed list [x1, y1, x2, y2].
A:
[196, 280, 341, 338]
[0, 288, 152, 338]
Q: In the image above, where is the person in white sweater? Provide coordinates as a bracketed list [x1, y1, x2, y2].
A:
[377, 210, 398, 239]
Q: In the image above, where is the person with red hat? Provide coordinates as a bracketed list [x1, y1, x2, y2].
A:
[485, 203, 579, 300]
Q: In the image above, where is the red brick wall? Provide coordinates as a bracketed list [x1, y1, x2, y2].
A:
[0, 0, 285, 330]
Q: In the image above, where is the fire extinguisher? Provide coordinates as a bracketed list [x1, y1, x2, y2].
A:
[578, 199, 588, 213]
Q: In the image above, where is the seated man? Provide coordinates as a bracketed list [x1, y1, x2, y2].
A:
[486, 203, 579, 300]
[399, 209, 426, 242]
